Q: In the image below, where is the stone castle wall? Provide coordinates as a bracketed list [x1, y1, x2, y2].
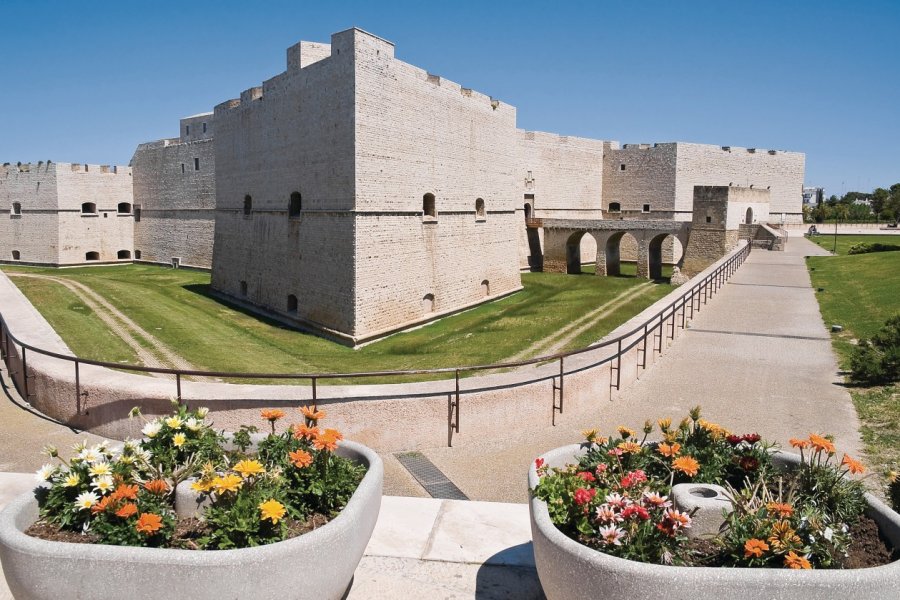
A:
[132, 113, 216, 269]
[0, 162, 133, 265]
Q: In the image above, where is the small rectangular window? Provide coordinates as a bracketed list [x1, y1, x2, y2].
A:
[620, 164, 626, 171]
[706, 216, 712, 223]
[642, 204, 650, 213]
[181, 163, 185, 174]
[186, 125, 190, 135]
[194, 158, 200, 171]
[202, 122, 207, 133]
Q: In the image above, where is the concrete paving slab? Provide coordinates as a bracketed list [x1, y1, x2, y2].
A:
[365, 496, 443, 558]
[423, 500, 534, 567]
[0, 473, 33, 511]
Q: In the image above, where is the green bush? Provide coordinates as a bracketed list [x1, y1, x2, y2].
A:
[849, 314, 900, 384]
[847, 242, 900, 255]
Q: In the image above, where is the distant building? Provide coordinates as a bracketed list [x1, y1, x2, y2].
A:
[802, 187, 824, 206]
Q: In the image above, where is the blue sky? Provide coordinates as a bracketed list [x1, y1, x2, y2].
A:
[1, 0, 897, 196]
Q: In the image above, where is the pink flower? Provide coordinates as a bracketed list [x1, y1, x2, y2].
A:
[620, 469, 647, 487]
[595, 464, 608, 475]
[607, 448, 624, 457]
[642, 491, 671, 508]
[595, 505, 623, 524]
[605, 492, 628, 508]
[597, 525, 626, 546]
[574, 487, 597, 506]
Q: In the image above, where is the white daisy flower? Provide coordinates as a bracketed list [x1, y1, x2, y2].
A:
[63, 473, 81, 487]
[74, 491, 99, 510]
[78, 448, 100, 463]
[92, 475, 115, 494]
[173, 432, 187, 447]
[164, 416, 183, 430]
[88, 462, 112, 477]
[184, 418, 202, 432]
[196, 407, 209, 418]
[35, 464, 56, 482]
[123, 439, 139, 452]
[142, 421, 162, 438]
[598, 525, 626, 546]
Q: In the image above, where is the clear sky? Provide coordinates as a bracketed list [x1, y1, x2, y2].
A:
[1, 0, 897, 196]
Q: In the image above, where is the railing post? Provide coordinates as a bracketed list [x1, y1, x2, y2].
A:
[75, 359, 81, 415]
[21, 345, 28, 400]
[312, 376, 318, 408]
[559, 357, 564, 412]
[680, 296, 686, 330]
[669, 309, 676, 340]
[448, 370, 460, 447]
[657, 317, 664, 354]
[175, 372, 182, 402]
[615, 338, 622, 390]
[641, 323, 648, 369]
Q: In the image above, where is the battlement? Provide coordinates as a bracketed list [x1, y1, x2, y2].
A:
[1, 160, 55, 174]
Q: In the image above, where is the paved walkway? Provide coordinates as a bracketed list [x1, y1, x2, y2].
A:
[396, 236, 863, 502]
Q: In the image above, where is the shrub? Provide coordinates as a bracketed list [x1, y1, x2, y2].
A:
[850, 314, 900, 384]
[847, 242, 900, 255]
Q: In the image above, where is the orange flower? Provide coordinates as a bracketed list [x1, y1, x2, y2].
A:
[617, 441, 642, 454]
[672, 456, 700, 477]
[292, 423, 320, 440]
[115, 503, 138, 518]
[261, 409, 286, 422]
[784, 551, 812, 570]
[616, 426, 636, 439]
[768, 521, 802, 551]
[135, 513, 163, 535]
[144, 479, 169, 495]
[288, 449, 313, 468]
[808, 433, 835, 454]
[657, 442, 681, 458]
[841, 454, 865, 475]
[766, 502, 794, 518]
[91, 495, 113, 514]
[112, 483, 139, 501]
[300, 405, 326, 422]
[744, 538, 770, 558]
[789, 438, 810, 450]
[313, 428, 343, 452]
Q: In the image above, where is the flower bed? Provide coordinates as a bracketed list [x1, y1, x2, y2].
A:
[0, 402, 383, 600]
[529, 408, 900, 599]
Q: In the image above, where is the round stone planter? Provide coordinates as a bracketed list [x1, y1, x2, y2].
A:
[0, 440, 383, 600]
[529, 443, 900, 600]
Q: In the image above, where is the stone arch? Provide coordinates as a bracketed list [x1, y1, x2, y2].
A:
[648, 233, 676, 280]
[85, 251, 99, 261]
[287, 294, 298, 314]
[81, 202, 97, 214]
[523, 202, 532, 220]
[745, 207, 753, 224]
[117, 250, 131, 259]
[422, 193, 436, 219]
[481, 279, 490, 296]
[565, 230, 597, 274]
[117, 202, 132, 214]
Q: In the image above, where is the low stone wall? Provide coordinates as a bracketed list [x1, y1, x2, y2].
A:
[0, 242, 748, 453]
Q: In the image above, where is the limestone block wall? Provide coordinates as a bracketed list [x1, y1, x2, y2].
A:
[132, 119, 216, 269]
[0, 162, 61, 264]
[352, 28, 522, 338]
[516, 131, 604, 267]
[682, 186, 749, 274]
[674, 144, 803, 224]
[603, 142, 680, 219]
[211, 29, 358, 338]
[55, 163, 134, 264]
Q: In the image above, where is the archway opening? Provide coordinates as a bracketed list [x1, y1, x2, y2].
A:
[287, 294, 298, 314]
[117, 250, 131, 259]
[605, 232, 639, 277]
[648, 234, 676, 281]
[422, 293, 435, 314]
[481, 279, 490, 296]
[565, 231, 596, 274]
[85, 251, 99, 261]
[524, 202, 532, 220]
[745, 207, 753, 224]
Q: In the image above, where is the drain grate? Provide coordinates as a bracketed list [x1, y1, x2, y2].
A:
[395, 452, 469, 500]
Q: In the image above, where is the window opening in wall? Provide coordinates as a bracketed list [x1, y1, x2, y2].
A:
[287, 294, 298, 314]
[620, 164, 626, 171]
[134, 250, 142, 259]
[642, 204, 651, 213]
[475, 198, 485, 220]
[481, 280, 490, 297]
[422, 193, 436, 219]
[11, 202, 21, 216]
[202, 122, 207, 133]
[243, 195, 252, 215]
[134, 206, 142, 222]
[240, 280, 248, 296]
[289, 192, 302, 217]
[81, 202, 97, 214]
[194, 158, 200, 171]
[422, 293, 435, 314]
[117, 250, 131, 259]
[181, 163, 185, 174]
[524, 202, 533, 220]
[117, 202, 132, 214]
[706, 216, 712, 223]
[85, 251, 99, 261]
[11, 250, 20, 260]
[608, 202, 621, 213]
[186, 125, 190, 136]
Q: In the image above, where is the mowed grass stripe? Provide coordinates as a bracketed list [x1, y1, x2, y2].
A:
[2, 264, 672, 380]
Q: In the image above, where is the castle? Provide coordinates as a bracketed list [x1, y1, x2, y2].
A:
[0, 28, 805, 346]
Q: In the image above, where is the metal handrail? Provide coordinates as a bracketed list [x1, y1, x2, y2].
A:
[0, 243, 751, 446]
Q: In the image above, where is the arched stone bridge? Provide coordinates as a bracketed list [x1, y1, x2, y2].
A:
[540, 219, 692, 279]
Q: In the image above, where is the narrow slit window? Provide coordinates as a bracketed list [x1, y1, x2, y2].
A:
[243, 195, 252, 215]
[194, 158, 200, 171]
[423, 193, 436, 219]
[289, 192, 302, 217]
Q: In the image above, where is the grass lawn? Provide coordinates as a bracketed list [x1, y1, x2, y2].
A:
[807, 233, 900, 256]
[1, 264, 672, 381]
[806, 246, 900, 482]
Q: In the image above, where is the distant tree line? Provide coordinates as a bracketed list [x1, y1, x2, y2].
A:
[804, 183, 900, 224]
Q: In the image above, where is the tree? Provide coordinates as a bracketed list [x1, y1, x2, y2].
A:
[885, 183, 900, 224]
[872, 188, 889, 219]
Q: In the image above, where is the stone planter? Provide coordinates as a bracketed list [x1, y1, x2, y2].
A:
[0, 440, 383, 600]
[529, 443, 900, 600]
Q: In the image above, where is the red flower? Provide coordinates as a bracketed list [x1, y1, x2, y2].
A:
[576, 471, 596, 482]
[595, 464, 608, 474]
[534, 458, 545, 470]
[574, 488, 597, 506]
[742, 433, 761, 444]
[726, 434, 743, 446]
[739, 456, 759, 471]
[619, 469, 646, 489]
[622, 505, 650, 520]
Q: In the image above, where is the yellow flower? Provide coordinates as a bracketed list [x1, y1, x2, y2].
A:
[172, 432, 187, 447]
[259, 499, 286, 524]
[63, 473, 81, 487]
[191, 478, 215, 494]
[233, 459, 266, 478]
[657, 418, 672, 432]
[165, 416, 183, 429]
[213, 474, 243, 494]
[616, 426, 636, 440]
[617, 441, 642, 454]
[582, 428, 599, 442]
[768, 521, 802, 552]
